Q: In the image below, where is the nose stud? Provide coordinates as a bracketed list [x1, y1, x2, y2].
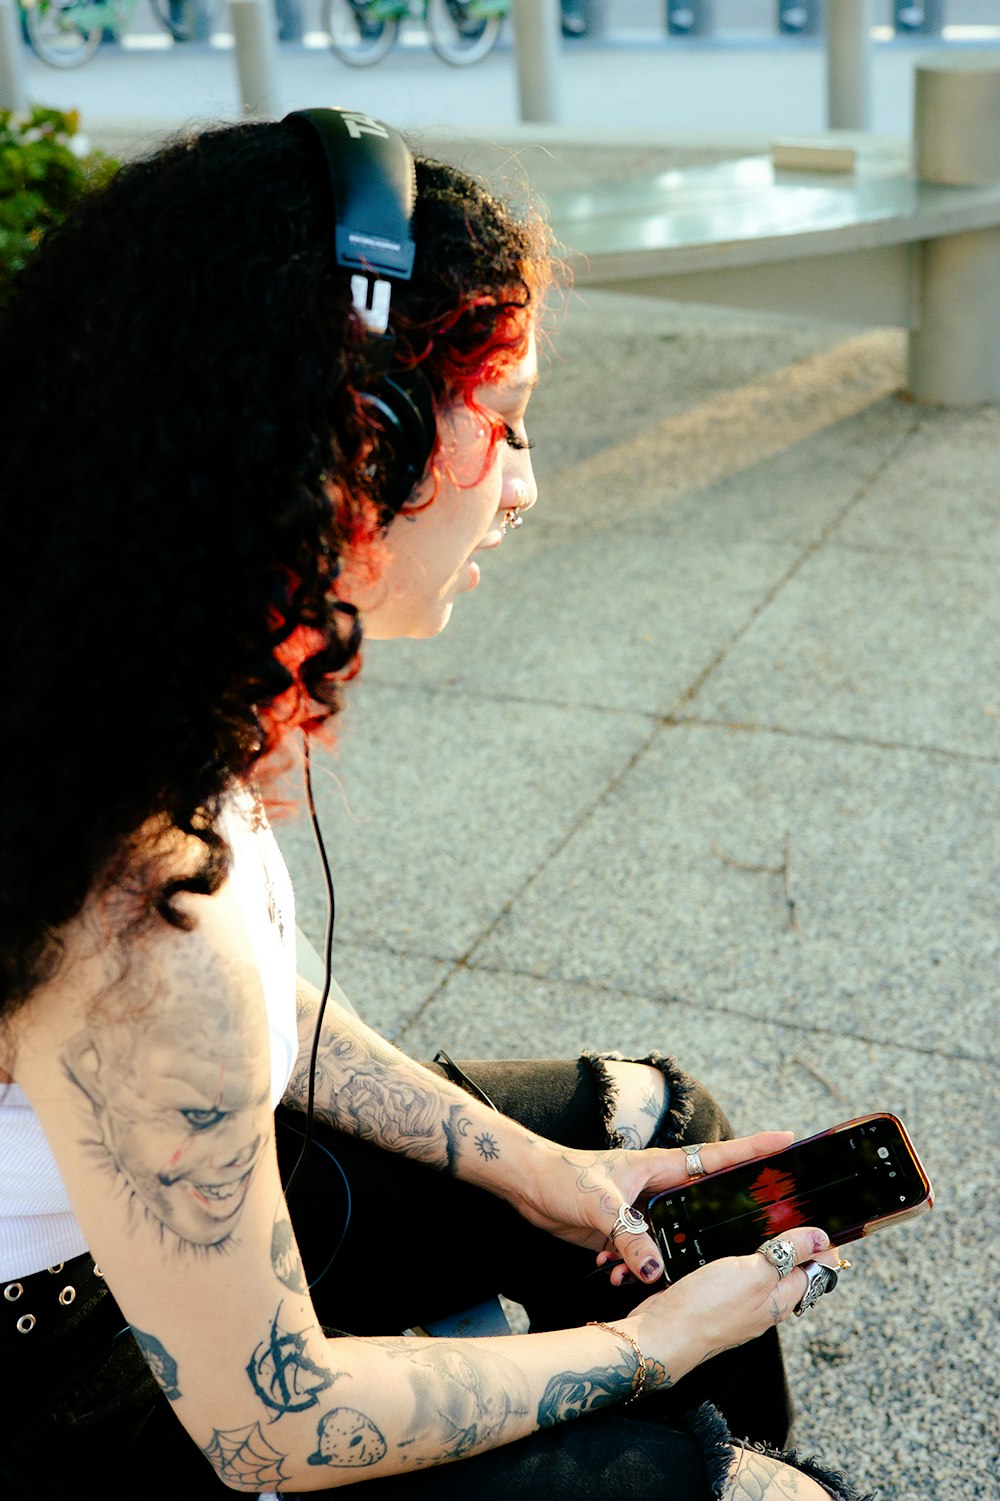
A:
[502, 480, 531, 535]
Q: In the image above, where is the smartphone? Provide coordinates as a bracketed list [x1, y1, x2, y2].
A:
[647, 1112, 932, 1282]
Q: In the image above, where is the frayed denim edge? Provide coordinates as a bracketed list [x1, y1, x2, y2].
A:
[580, 1049, 697, 1151]
[683, 1401, 880, 1501]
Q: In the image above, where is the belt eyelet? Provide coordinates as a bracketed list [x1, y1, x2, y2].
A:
[16, 1313, 36, 1334]
[46, 1263, 65, 1275]
[93, 1264, 104, 1278]
[59, 1285, 77, 1306]
[4, 1282, 24, 1302]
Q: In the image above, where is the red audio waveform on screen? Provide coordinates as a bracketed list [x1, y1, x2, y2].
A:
[747, 1164, 809, 1235]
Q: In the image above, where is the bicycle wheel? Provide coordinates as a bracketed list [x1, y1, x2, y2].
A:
[23, 0, 102, 65]
[427, 0, 502, 65]
[148, 0, 222, 41]
[323, 0, 398, 65]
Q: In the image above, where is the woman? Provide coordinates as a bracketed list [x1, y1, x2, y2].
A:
[0, 109, 868, 1500]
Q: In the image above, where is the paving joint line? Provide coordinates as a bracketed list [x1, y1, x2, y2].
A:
[397, 960, 992, 1069]
[669, 412, 923, 715]
[662, 715, 1000, 766]
[361, 682, 1000, 766]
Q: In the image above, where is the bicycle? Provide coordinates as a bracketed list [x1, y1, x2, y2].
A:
[21, 0, 221, 68]
[325, 0, 508, 67]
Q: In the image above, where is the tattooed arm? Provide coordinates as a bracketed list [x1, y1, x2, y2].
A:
[12, 879, 835, 1491]
[8, 882, 689, 1490]
[284, 975, 533, 1177]
[284, 976, 806, 1292]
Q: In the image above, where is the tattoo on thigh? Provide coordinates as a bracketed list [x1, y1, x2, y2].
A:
[132, 1325, 182, 1401]
[640, 1087, 663, 1121]
[724, 1447, 811, 1499]
[247, 1303, 339, 1417]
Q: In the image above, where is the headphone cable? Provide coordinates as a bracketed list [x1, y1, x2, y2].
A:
[283, 733, 336, 1198]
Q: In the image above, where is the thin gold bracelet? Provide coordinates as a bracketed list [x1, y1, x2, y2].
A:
[587, 1320, 647, 1404]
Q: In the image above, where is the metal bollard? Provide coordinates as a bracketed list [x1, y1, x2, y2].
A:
[0, 0, 27, 113]
[229, 0, 279, 118]
[511, 0, 561, 123]
[909, 54, 1000, 404]
[826, 0, 871, 130]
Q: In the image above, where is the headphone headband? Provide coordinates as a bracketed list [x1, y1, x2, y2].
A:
[283, 106, 435, 517]
[285, 107, 417, 333]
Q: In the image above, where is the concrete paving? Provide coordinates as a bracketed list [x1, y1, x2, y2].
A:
[40, 36, 1000, 1501]
[281, 258, 998, 1501]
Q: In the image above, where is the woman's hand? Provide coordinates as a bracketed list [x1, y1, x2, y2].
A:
[506, 1131, 797, 1287]
[623, 1224, 841, 1382]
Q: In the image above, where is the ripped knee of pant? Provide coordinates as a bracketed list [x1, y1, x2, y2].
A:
[579, 1050, 701, 1150]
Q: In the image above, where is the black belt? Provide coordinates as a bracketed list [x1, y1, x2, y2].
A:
[2, 1250, 109, 1344]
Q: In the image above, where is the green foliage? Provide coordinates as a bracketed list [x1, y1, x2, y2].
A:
[0, 105, 118, 285]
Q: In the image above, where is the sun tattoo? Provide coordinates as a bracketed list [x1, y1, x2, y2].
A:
[474, 1132, 500, 1162]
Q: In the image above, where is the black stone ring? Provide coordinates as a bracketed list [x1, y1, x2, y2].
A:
[793, 1260, 839, 1316]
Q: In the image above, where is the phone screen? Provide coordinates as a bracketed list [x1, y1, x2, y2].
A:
[649, 1115, 930, 1278]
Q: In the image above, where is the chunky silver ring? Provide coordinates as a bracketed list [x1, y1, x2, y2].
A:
[793, 1260, 839, 1317]
[683, 1143, 708, 1177]
[610, 1204, 649, 1242]
[757, 1238, 797, 1279]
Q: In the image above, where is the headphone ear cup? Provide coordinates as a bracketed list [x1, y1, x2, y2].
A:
[361, 366, 437, 519]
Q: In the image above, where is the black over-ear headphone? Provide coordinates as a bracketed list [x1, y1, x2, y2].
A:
[283, 107, 436, 518]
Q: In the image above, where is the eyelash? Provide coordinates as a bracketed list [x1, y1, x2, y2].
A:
[503, 424, 534, 452]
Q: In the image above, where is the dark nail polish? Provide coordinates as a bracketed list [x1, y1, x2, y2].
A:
[641, 1259, 661, 1281]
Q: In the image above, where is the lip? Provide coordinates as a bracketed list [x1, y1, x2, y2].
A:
[474, 523, 506, 552]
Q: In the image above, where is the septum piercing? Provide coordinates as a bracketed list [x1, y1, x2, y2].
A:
[503, 508, 525, 530]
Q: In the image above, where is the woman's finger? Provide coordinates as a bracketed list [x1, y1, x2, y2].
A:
[747, 1227, 836, 1317]
[605, 1203, 665, 1286]
[631, 1130, 796, 1196]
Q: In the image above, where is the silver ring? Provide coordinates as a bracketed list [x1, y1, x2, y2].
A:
[756, 1238, 797, 1279]
[504, 508, 524, 530]
[793, 1261, 839, 1317]
[610, 1204, 649, 1242]
[683, 1143, 707, 1177]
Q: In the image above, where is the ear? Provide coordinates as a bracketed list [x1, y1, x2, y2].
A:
[62, 1030, 106, 1111]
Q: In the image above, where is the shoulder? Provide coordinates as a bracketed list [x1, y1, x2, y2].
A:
[14, 863, 275, 1250]
[12, 858, 268, 1128]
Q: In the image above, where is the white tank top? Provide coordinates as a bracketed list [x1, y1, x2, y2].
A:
[0, 788, 298, 1279]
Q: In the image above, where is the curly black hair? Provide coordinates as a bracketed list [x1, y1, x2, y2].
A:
[0, 118, 549, 1015]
